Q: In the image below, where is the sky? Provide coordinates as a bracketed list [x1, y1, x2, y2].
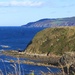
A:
[0, 0, 75, 26]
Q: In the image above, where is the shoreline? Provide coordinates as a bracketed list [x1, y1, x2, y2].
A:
[2, 50, 61, 68]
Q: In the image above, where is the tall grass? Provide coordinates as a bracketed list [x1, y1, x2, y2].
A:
[0, 58, 7, 75]
[1, 53, 74, 75]
[0, 57, 67, 75]
[0, 69, 3, 75]
[0, 57, 61, 75]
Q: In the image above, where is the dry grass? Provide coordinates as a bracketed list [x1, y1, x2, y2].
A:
[0, 52, 75, 75]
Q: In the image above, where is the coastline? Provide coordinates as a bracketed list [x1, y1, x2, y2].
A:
[2, 50, 61, 68]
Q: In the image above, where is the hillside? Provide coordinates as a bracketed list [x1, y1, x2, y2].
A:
[23, 17, 75, 28]
[25, 26, 75, 55]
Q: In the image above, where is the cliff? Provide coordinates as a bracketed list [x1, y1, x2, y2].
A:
[25, 26, 75, 55]
[23, 17, 75, 28]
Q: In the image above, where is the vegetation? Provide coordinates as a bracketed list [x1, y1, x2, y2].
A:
[0, 55, 62, 75]
[23, 17, 75, 28]
[1, 26, 75, 75]
[25, 26, 75, 55]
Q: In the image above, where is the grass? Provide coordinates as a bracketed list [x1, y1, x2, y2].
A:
[1, 26, 75, 75]
[25, 26, 75, 55]
[0, 52, 75, 75]
[0, 53, 62, 75]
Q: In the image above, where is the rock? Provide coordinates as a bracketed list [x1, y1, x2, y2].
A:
[59, 52, 75, 74]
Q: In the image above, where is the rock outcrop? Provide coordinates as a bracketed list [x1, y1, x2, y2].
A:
[59, 52, 75, 74]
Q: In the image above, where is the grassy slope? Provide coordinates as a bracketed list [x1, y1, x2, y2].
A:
[25, 26, 75, 55]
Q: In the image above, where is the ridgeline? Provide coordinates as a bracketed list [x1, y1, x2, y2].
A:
[23, 17, 75, 28]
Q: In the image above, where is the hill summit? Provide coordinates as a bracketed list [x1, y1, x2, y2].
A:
[25, 26, 75, 55]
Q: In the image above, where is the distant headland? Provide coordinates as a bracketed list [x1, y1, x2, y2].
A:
[22, 16, 75, 28]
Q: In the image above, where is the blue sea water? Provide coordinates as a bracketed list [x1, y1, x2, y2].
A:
[0, 26, 44, 51]
[0, 27, 60, 75]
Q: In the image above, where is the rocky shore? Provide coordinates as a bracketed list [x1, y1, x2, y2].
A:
[2, 50, 75, 75]
[2, 50, 61, 67]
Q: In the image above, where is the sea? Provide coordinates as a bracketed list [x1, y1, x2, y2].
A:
[0, 26, 60, 75]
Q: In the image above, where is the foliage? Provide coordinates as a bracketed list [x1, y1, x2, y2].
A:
[25, 26, 75, 55]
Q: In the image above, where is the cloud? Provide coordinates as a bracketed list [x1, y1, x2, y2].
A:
[0, 1, 44, 7]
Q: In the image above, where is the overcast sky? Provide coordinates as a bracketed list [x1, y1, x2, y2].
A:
[0, 0, 75, 26]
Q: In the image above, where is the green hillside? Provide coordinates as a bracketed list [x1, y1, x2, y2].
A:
[25, 26, 75, 55]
